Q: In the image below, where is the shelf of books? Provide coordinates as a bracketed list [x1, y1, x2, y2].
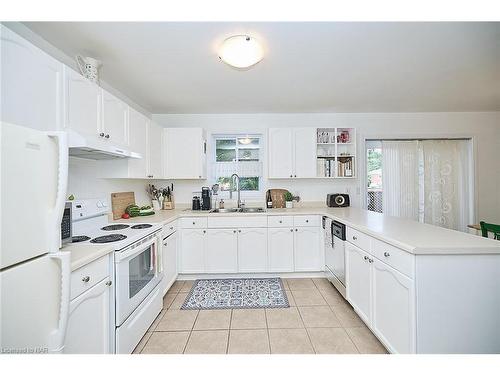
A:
[316, 127, 356, 178]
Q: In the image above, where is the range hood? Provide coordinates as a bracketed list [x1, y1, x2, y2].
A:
[68, 130, 142, 160]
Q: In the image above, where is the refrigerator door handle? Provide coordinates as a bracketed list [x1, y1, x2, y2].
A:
[47, 131, 68, 251]
[48, 251, 71, 353]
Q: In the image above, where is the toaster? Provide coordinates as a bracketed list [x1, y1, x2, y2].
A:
[327, 194, 350, 207]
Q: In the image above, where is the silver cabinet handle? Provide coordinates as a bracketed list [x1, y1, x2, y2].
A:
[295, 229, 298, 232]
[279, 220, 282, 223]
[233, 230, 237, 233]
[353, 236, 357, 240]
[169, 227, 174, 230]
[99, 132, 105, 137]
[384, 252, 390, 257]
[106, 280, 112, 286]
[368, 258, 374, 263]
[238, 230, 241, 233]
[305, 220, 309, 223]
[192, 222, 196, 225]
[294, 175, 297, 177]
[363, 256, 369, 261]
[290, 175, 293, 178]
[290, 229, 293, 232]
[82, 276, 90, 283]
[203, 230, 206, 233]
[105, 134, 110, 139]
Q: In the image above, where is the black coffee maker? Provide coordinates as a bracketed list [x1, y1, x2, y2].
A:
[201, 187, 211, 210]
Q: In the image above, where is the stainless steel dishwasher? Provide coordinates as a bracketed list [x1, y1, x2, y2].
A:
[324, 217, 347, 298]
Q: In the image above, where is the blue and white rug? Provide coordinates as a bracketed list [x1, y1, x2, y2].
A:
[181, 278, 289, 310]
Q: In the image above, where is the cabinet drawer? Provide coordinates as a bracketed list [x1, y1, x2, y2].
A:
[267, 215, 294, 227]
[346, 226, 371, 252]
[71, 255, 109, 300]
[371, 238, 414, 278]
[180, 217, 207, 229]
[163, 220, 177, 237]
[208, 216, 267, 228]
[293, 215, 320, 227]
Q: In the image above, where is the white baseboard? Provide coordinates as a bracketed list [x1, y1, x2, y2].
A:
[177, 272, 326, 280]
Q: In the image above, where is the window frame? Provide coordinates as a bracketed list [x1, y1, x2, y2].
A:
[212, 134, 263, 200]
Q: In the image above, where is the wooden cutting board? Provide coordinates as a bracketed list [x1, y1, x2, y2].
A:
[268, 189, 289, 208]
[111, 192, 136, 219]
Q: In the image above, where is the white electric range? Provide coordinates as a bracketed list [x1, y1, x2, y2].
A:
[71, 198, 164, 354]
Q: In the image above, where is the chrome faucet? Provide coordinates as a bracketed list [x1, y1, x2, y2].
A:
[229, 173, 243, 208]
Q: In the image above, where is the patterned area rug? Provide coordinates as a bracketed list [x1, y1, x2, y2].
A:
[181, 278, 289, 310]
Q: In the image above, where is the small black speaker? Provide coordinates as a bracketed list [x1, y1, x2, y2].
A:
[326, 194, 350, 208]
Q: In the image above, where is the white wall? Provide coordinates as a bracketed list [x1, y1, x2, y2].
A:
[153, 112, 500, 223]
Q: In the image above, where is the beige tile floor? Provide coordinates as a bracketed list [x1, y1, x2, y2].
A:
[134, 278, 388, 354]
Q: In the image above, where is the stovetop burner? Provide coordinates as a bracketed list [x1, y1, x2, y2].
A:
[72, 235, 91, 243]
[131, 224, 153, 229]
[90, 234, 127, 243]
[101, 224, 130, 231]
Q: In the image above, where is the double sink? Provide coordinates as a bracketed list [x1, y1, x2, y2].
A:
[210, 207, 266, 213]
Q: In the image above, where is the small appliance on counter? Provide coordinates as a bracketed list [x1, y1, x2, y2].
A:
[192, 194, 201, 210]
[201, 186, 211, 211]
[327, 193, 350, 207]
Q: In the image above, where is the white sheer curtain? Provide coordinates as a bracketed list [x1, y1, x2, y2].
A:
[381, 141, 420, 220]
[421, 140, 471, 232]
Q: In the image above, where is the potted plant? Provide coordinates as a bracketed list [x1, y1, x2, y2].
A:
[284, 192, 294, 209]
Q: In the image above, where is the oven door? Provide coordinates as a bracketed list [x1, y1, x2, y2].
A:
[115, 235, 161, 326]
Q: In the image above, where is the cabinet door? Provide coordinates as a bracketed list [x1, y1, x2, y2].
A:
[101, 89, 128, 146]
[345, 242, 372, 324]
[64, 277, 112, 354]
[268, 228, 294, 272]
[238, 228, 268, 273]
[64, 67, 101, 138]
[164, 128, 206, 179]
[372, 258, 415, 353]
[294, 227, 321, 271]
[148, 122, 163, 179]
[128, 108, 149, 178]
[268, 128, 293, 178]
[293, 128, 317, 178]
[162, 232, 178, 295]
[206, 229, 238, 273]
[180, 230, 205, 273]
[1, 25, 63, 131]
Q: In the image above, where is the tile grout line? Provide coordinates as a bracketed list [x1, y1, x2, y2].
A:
[225, 309, 233, 354]
[182, 310, 199, 354]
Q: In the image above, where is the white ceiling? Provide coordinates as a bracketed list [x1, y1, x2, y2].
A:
[23, 22, 500, 113]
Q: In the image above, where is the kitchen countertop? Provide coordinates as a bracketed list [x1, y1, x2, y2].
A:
[62, 242, 114, 271]
[112, 204, 500, 255]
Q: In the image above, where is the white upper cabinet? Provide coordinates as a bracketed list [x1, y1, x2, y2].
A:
[164, 128, 207, 179]
[127, 108, 149, 178]
[1, 25, 63, 131]
[64, 66, 101, 138]
[268, 128, 294, 178]
[293, 128, 317, 178]
[101, 89, 128, 146]
[148, 122, 163, 179]
[268, 128, 316, 178]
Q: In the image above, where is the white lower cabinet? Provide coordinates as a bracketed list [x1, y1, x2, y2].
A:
[294, 227, 321, 271]
[372, 258, 415, 354]
[206, 229, 238, 273]
[64, 277, 113, 354]
[181, 229, 206, 273]
[162, 231, 178, 295]
[238, 228, 268, 272]
[268, 228, 295, 272]
[345, 242, 372, 324]
[345, 241, 416, 353]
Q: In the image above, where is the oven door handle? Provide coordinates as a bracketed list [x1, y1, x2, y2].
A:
[115, 236, 159, 262]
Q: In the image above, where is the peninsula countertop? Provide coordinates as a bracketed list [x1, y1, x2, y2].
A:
[111, 204, 500, 255]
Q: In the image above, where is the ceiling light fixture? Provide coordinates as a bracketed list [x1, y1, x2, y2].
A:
[218, 35, 263, 69]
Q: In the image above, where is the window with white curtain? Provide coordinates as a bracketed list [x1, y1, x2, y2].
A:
[366, 138, 473, 232]
[212, 135, 263, 197]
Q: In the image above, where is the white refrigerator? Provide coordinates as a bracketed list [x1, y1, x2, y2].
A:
[0, 122, 70, 354]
